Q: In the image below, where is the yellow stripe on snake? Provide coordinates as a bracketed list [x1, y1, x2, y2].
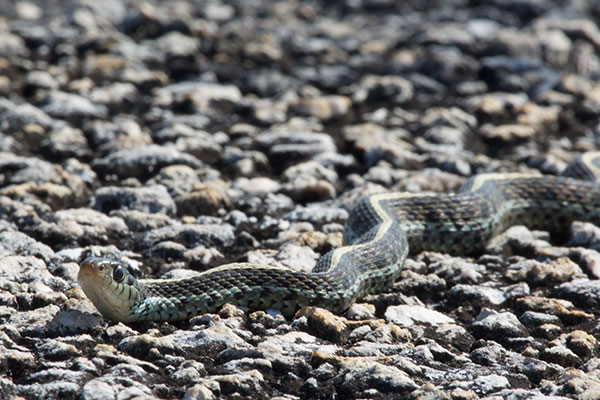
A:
[78, 152, 600, 322]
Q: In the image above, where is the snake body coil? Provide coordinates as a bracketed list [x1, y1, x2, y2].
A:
[78, 153, 600, 322]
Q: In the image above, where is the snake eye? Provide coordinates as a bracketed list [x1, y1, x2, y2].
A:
[112, 266, 125, 282]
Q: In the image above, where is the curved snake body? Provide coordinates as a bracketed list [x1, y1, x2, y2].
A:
[78, 153, 600, 322]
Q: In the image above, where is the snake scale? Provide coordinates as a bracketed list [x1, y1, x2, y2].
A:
[78, 152, 600, 323]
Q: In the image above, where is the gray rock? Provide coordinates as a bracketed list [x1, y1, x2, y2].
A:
[233, 192, 294, 217]
[183, 382, 218, 400]
[85, 118, 151, 154]
[569, 221, 600, 252]
[40, 208, 128, 245]
[257, 331, 338, 358]
[294, 64, 357, 91]
[175, 179, 231, 216]
[313, 151, 356, 170]
[109, 210, 173, 232]
[149, 240, 187, 260]
[470, 341, 522, 366]
[346, 303, 377, 321]
[385, 305, 455, 326]
[233, 177, 281, 195]
[220, 357, 273, 374]
[435, 323, 475, 352]
[24, 70, 59, 91]
[293, 95, 351, 121]
[9, 304, 60, 337]
[154, 31, 201, 57]
[92, 185, 176, 215]
[148, 164, 204, 198]
[246, 243, 319, 274]
[0, 230, 55, 264]
[470, 309, 529, 340]
[282, 161, 338, 185]
[165, 324, 250, 355]
[243, 69, 299, 97]
[26, 367, 88, 385]
[89, 82, 138, 106]
[118, 333, 176, 358]
[363, 164, 402, 186]
[427, 255, 485, 285]
[0, 31, 29, 57]
[426, 152, 472, 176]
[183, 245, 225, 267]
[71, 357, 99, 376]
[281, 161, 339, 202]
[354, 75, 414, 105]
[40, 90, 108, 120]
[525, 257, 585, 286]
[37, 339, 82, 360]
[80, 379, 116, 400]
[473, 374, 510, 395]
[214, 347, 267, 365]
[423, 125, 465, 148]
[421, 106, 478, 134]
[142, 223, 235, 248]
[310, 362, 337, 381]
[394, 270, 446, 298]
[64, 158, 98, 187]
[80, 377, 154, 400]
[541, 344, 582, 367]
[214, 369, 265, 397]
[154, 81, 242, 117]
[248, 310, 287, 333]
[221, 147, 271, 177]
[517, 357, 562, 385]
[175, 136, 223, 166]
[482, 121, 537, 141]
[153, 123, 223, 162]
[16, 382, 80, 399]
[0, 98, 56, 131]
[519, 311, 561, 328]
[0, 153, 57, 185]
[449, 284, 508, 306]
[172, 363, 205, 385]
[567, 248, 600, 279]
[0, 255, 67, 290]
[48, 310, 105, 336]
[337, 359, 418, 395]
[284, 205, 348, 225]
[554, 279, 600, 310]
[92, 145, 203, 179]
[342, 123, 420, 169]
[40, 126, 90, 159]
[282, 176, 336, 202]
[527, 153, 567, 175]
[255, 130, 337, 170]
[486, 225, 550, 255]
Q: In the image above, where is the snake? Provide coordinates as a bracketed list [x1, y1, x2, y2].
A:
[78, 152, 600, 323]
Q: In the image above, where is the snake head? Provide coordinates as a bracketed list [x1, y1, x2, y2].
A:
[78, 257, 141, 323]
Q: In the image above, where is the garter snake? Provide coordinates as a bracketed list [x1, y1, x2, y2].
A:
[78, 152, 600, 322]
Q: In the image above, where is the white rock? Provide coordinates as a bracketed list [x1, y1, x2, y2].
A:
[385, 305, 455, 326]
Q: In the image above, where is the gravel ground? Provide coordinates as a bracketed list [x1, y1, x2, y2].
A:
[2, 0, 600, 399]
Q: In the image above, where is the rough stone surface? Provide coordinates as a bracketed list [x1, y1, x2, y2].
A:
[2, 0, 600, 399]
[92, 185, 176, 215]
